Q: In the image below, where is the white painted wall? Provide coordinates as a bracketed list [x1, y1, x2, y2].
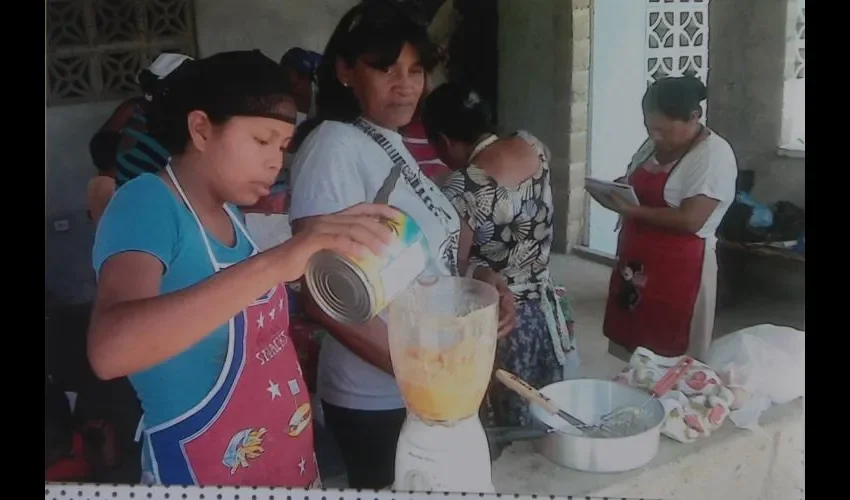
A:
[780, 0, 805, 150]
[45, 0, 357, 303]
[586, 0, 648, 257]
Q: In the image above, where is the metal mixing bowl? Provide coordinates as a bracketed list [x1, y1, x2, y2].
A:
[527, 378, 667, 473]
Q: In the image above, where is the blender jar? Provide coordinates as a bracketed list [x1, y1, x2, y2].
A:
[388, 276, 499, 423]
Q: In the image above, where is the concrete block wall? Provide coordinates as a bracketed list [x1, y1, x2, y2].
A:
[566, 0, 591, 251]
[45, 0, 358, 304]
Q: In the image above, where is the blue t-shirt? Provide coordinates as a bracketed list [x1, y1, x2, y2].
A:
[92, 173, 255, 428]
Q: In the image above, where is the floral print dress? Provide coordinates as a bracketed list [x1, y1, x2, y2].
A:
[442, 131, 579, 427]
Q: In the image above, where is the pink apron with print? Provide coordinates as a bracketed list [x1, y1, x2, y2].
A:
[143, 166, 319, 487]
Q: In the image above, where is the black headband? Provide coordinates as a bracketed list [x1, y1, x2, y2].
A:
[156, 50, 297, 124]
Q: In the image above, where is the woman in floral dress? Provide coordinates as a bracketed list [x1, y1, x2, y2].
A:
[422, 82, 580, 427]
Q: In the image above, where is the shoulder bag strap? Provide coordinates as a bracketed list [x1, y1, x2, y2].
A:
[352, 118, 409, 205]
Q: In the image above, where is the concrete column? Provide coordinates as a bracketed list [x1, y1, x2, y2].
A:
[497, 0, 591, 252]
[707, 0, 805, 208]
[566, 0, 591, 250]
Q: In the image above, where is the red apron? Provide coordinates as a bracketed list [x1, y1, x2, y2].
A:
[602, 161, 705, 357]
[143, 166, 320, 487]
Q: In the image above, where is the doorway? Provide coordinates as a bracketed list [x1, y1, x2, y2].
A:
[586, 0, 710, 257]
[586, 0, 649, 257]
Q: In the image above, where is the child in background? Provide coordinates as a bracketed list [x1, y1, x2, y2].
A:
[115, 53, 193, 186]
[86, 53, 193, 224]
[86, 125, 121, 224]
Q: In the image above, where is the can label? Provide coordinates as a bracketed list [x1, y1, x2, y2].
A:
[355, 211, 430, 314]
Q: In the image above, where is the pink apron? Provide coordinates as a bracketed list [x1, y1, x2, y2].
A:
[142, 166, 320, 487]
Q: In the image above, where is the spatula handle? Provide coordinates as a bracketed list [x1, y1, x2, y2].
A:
[495, 369, 561, 415]
[651, 356, 695, 398]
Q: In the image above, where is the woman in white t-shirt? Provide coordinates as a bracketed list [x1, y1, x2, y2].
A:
[588, 76, 737, 362]
[287, 1, 515, 490]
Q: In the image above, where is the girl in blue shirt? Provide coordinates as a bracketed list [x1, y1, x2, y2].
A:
[89, 50, 395, 487]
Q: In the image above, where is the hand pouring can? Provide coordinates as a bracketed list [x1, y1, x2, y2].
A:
[304, 208, 431, 325]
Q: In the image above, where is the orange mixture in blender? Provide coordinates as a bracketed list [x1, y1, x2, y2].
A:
[394, 315, 496, 422]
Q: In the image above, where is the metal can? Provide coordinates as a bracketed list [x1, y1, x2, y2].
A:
[304, 208, 431, 325]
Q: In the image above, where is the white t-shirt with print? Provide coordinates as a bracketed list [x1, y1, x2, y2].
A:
[288, 119, 460, 411]
[629, 132, 738, 248]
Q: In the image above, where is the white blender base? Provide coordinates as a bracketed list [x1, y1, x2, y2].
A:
[393, 413, 495, 493]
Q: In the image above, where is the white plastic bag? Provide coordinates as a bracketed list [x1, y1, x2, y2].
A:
[706, 324, 805, 430]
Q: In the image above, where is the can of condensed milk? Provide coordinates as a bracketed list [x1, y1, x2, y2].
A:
[304, 208, 431, 325]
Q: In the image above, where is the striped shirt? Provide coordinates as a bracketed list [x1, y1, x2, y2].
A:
[400, 118, 451, 183]
[115, 102, 170, 187]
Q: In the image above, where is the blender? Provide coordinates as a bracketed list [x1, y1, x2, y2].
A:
[388, 276, 499, 492]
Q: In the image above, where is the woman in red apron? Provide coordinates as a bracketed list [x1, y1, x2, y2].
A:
[589, 76, 738, 361]
[87, 50, 397, 487]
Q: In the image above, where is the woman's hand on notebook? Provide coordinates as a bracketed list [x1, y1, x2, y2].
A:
[586, 186, 618, 213]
